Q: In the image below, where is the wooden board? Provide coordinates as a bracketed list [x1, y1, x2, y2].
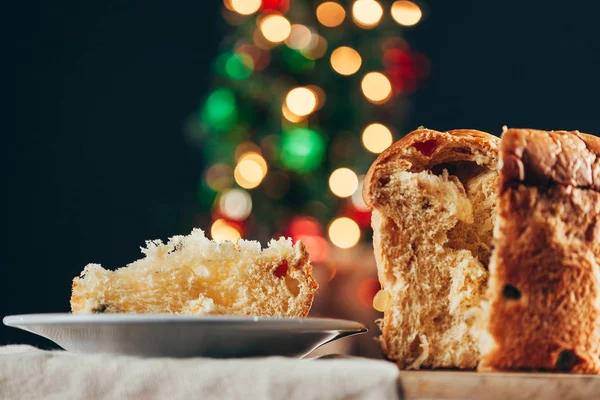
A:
[399, 371, 600, 400]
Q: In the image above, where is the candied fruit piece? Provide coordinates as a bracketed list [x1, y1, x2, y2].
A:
[413, 140, 437, 156]
[273, 260, 289, 278]
[373, 289, 391, 312]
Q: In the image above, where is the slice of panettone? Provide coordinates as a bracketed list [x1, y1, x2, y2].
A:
[363, 127, 500, 369]
[71, 229, 318, 317]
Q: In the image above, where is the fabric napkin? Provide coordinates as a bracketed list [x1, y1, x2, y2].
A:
[0, 346, 400, 400]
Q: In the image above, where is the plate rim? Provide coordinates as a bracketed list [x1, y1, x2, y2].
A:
[3, 313, 368, 333]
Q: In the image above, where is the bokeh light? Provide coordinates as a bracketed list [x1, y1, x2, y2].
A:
[297, 234, 330, 263]
[351, 176, 369, 211]
[239, 152, 268, 173]
[289, 216, 323, 237]
[285, 87, 317, 117]
[302, 34, 328, 60]
[282, 46, 315, 73]
[361, 72, 392, 103]
[306, 85, 326, 110]
[328, 217, 361, 248]
[230, 0, 261, 15]
[285, 24, 313, 50]
[201, 88, 237, 130]
[235, 43, 270, 71]
[288, 217, 329, 264]
[391, 1, 422, 26]
[329, 168, 359, 198]
[357, 278, 381, 308]
[234, 152, 268, 189]
[253, 28, 276, 50]
[282, 103, 305, 122]
[260, 0, 290, 13]
[234, 160, 263, 189]
[280, 128, 326, 172]
[316, 2, 346, 28]
[330, 46, 362, 76]
[235, 142, 262, 161]
[225, 52, 254, 80]
[211, 219, 242, 242]
[223, 0, 234, 11]
[352, 0, 383, 29]
[260, 14, 292, 43]
[219, 188, 253, 221]
[205, 164, 234, 191]
[362, 123, 393, 153]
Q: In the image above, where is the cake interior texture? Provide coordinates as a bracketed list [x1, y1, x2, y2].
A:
[71, 229, 318, 317]
[372, 154, 498, 369]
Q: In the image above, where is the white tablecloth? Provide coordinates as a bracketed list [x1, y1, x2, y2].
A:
[0, 346, 400, 400]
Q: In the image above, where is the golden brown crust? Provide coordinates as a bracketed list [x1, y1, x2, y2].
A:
[295, 241, 319, 317]
[482, 128, 600, 374]
[500, 128, 600, 193]
[364, 128, 500, 209]
[70, 279, 83, 312]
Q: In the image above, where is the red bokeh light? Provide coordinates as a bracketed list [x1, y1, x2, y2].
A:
[286, 217, 329, 263]
[357, 278, 381, 308]
[288, 216, 323, 238]
[383, 47, 429, 94]
[296, 234, 330, 264]
[235, 43, 271, 71]
[342, 202, 372, 228]
[260, 0, 289, 13]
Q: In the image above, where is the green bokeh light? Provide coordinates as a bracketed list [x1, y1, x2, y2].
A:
[214, 52, 231, 78]
[282, 48, 315, 73]
[201, 88, 237, 131]
[225, 53, 254, 80]
[280, 127, 326, 172]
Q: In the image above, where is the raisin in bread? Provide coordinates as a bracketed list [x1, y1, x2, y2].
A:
[71, 229, 318, 317]
[479, 128, 600, 373]
[363, 128, 500, 369]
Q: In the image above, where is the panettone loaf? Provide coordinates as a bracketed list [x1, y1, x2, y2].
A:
[71, 229, 318, 317]
[479, 128, 600, 373]
[363, 128, 500, 369]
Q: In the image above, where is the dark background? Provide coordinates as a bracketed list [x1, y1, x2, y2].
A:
[5, 0, 600, 346]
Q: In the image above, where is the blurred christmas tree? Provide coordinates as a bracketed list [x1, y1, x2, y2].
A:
[187, 0, 429, 261]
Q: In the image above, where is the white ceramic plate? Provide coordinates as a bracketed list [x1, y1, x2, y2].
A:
[3, 313, 367, 358]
